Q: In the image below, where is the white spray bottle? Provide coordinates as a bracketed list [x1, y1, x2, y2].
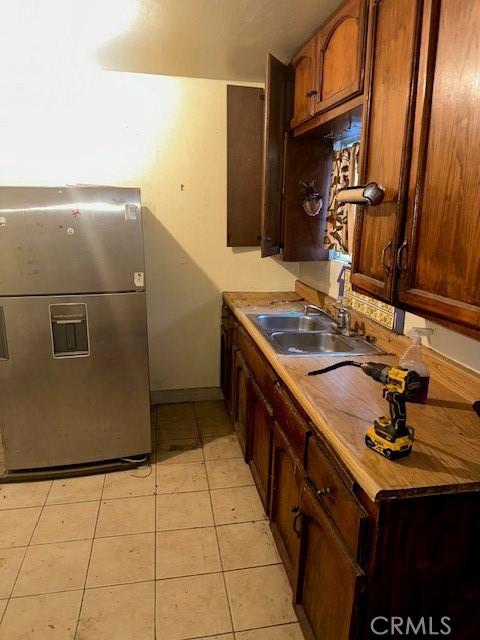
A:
[399, 328, 434, 403]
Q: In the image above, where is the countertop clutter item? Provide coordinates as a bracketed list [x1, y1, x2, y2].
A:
[399, 327, 433, 403]
[0, 186, 151, 476]
[308, 361, 420, 460]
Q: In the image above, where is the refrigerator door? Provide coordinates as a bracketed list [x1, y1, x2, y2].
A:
[0, 186, 145, 296]
[0, 293, 151, 470]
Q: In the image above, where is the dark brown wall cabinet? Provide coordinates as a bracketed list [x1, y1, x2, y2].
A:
[234, 0, 365, 261]
[262, 54, 332, 262]
[221, 305, 480, 640]
[398, 0, 480, 336]
[227, 85, 264, 247]
[290, 0, 367, 128]
[352, 0, 480, 339]
[291, 39, 317, 128]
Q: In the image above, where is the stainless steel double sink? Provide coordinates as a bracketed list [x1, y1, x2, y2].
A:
[247, 312, 385, 357]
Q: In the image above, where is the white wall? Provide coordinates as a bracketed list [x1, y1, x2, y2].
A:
[299, 262, 480, 373]
[0, 70, 299, 391]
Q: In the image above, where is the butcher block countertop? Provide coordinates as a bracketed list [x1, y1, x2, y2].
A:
[223, 289, 480, 502]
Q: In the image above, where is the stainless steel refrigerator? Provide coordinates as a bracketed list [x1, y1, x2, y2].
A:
[0, 186, 151, 472]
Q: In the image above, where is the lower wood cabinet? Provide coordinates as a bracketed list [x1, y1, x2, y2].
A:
[222, 309, 480, 640]
[295, 481, 365, 640]
[270, 422, 304, 586]
[220, 315, 234, 414]
[231, 347, 249, 456]
[247, 377, 274, 512]
[306, 433, 368, 560]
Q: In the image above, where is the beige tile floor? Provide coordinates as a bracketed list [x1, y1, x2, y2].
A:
[0, 400, 303, 640]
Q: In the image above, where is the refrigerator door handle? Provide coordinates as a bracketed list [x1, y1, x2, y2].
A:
[0, 307, 8, 360]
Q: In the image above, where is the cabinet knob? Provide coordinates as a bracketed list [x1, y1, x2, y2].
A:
[316, 487, 331, 497]
[305, 89, 318, 97]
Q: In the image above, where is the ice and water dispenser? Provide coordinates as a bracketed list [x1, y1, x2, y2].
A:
[49, 303, 90, 358]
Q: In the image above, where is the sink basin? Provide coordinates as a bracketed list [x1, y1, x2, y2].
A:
[247, 312, 385, 356]
[271, 332, 353, 354]
[249, 313, 334, 332]
[269, 332, 385, 357]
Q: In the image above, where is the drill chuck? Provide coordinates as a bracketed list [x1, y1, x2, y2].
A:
[358, 362, 390, 384]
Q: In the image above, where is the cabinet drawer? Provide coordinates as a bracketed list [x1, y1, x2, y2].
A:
[306, 434, 368, 559]
[236, 325, 277, 402]
[273, 384, 311, 463]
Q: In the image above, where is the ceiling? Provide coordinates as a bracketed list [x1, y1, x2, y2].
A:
[98, 0, 343, 82]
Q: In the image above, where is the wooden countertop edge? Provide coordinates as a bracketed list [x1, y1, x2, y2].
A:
[222, 290, 480, 503]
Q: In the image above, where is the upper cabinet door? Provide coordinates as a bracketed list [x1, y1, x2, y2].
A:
[398, 0, 480, 338]
[351, 0, 423, 302]
[315, 0, 367, 114]
[261, 54, 292, 257]
[227, 85, 264, 247]
[290, 38, 317, 128]
[282, 133, 331, 262]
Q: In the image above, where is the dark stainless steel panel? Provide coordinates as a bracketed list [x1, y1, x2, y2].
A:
[0, 186, 145, 295]
[0, 293, 151, 470]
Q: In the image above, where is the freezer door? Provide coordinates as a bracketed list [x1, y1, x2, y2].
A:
[0, 293, 151, 470]
[0, 186, 145, 296]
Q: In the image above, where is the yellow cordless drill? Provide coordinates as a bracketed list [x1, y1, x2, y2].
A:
[308, 361, 422, 460]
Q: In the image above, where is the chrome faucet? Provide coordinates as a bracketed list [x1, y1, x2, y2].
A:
[304, 303, 324, 316]
[334, 296, 352, 335]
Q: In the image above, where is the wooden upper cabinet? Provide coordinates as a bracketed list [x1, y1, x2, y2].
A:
[315, 0, 367, 113]
[282, 133, 331, 262]
[290, 38, 317, 128]
[261, 54, 291, 257]
[227, 85, 264, 247]
[351, 0, 423, 302]
[398, 0, 480, 338]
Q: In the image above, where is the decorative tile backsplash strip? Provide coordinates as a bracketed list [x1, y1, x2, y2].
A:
[341, 268, 404, 332]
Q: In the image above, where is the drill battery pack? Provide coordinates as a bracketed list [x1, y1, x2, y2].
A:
[365, 419, 414, 460]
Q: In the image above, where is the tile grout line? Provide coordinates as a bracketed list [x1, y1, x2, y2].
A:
[0, 499, 267, 553]
[173, 618, 301, 640]
[182, 619, 303, 640]
[73, 473, 107, 640]
[5, 561, 285, 602]
[0, 482, 258, 510]
[1, 529, 157, 550]
[5, 580, 154, 602]
[194, 401, 236, 637]
[1, 479, 54, 623]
